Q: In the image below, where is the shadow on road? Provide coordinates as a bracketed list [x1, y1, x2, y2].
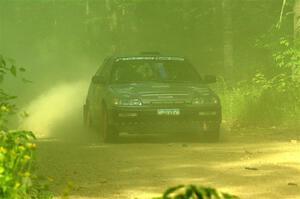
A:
[33, 107, 300, 199]
[36, 134, 300, 199]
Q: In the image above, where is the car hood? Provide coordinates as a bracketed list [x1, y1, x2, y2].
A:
[109, 83, 215, 104]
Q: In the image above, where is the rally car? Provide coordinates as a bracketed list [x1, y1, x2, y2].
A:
[84, 53, 221, 142]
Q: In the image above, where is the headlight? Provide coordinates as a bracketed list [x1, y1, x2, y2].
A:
[113, 98, 143, 106]
[191, 98, 205, 105]
[192, 96, 218, 105]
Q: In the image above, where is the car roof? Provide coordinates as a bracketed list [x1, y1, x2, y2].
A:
[114, 56, 185, 62]
[109, 53, 186, 62]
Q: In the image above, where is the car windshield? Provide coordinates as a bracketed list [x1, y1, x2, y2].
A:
[110, 59, 201, 84]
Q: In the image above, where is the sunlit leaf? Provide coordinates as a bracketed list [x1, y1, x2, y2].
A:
[19, 67, 26, 72]
[0, 57, 6, 68]
[0, 167, 4, 174]
[10, 65, 17, 77]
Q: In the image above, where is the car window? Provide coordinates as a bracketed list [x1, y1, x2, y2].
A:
[96, 59, 112, 81]
[110, 60, 201, 84]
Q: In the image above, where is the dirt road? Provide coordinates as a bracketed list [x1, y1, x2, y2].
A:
[21, 81, 299, 199]
[36, 127, 300, 199]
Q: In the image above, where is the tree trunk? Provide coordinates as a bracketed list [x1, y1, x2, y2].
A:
[222, 0, 234, 79]
[0, 3, 3, 47]
[85, 0, 91, 48]
[294, 0, 300, 43]
[105, 0, 120, 53]
[86, 0, 90, 16]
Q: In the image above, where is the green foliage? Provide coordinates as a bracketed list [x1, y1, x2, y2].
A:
[0, 93, 17, 131]
[0, 55, 23, 130]
[0, 55, 53, 199]
[153, 185, 239, 199]
[218, 36, 300, 128]
[0, 130, 53, 199]
[0, 130, 36, 198]
[0, 55, 23, 82]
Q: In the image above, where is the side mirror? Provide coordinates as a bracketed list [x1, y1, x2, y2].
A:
[203, 75, 216, 84]
[92, 76, 106, 84]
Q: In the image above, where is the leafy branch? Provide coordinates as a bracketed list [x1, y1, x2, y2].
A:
[153, 185, 239, 199]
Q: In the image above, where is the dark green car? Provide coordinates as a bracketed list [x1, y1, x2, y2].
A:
[84, 54, 221, 142]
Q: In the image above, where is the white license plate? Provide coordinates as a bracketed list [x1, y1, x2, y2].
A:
[157, 109, 180, 116]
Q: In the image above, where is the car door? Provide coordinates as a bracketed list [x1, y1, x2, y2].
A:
[90, 58, 112, 122]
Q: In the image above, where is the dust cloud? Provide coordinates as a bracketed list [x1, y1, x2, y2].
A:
[20, 80, 89, 138]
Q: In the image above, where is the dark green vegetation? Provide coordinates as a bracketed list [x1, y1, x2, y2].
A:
[153, 185, 239, 199]
[0, 56, 52, 199]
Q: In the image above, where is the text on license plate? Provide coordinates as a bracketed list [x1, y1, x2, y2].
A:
[157, 109, 180, 116]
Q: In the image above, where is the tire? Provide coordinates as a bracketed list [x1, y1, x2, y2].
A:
[101, 107, 118, 143]
[203, 122, 220, 142]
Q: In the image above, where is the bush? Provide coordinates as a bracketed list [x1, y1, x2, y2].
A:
[0, 55, 53, 199]
[215, 38, 300, 128]
[153, 184, 239, 199]
[0, 130, 36, 198]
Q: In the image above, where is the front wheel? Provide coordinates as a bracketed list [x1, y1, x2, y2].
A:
[203, 122, 220, 142]
[101, 108, 118, 143]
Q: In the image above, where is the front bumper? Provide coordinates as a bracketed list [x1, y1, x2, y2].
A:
[108, 105, 221, 134]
